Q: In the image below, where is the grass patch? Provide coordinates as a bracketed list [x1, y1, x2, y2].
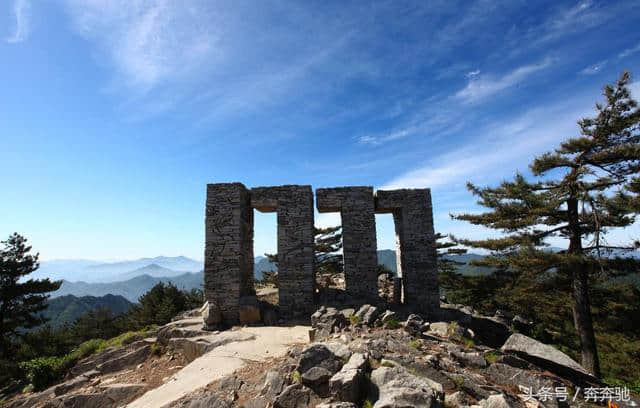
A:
[451, 375, 465, 389]
[408, 339, 421, 349]
[363, 400, 373, 408]
[291, 370, 301, 383]
[384, 318, 401, 329]
[349, 314, 361, 325]
[380, 360, 396, 368]
[484, 351, 500, 364]
[19, 327, 157, 391]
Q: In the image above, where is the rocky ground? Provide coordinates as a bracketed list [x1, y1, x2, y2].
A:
[5, 300, 639, 408]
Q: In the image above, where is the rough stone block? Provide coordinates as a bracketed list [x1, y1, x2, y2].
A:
[375, 189, 439, 316]
[316, 187, 378, 300]
[251, 185, 315, 319]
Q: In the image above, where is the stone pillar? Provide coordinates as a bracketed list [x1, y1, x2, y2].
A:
[375, 189, 439, 316]
[251, 185, 315, 319]
[204, 183, 254, 324]
[316, 187, 378, 300]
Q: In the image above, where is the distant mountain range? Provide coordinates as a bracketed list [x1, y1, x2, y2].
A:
[42, 294, 133, 328]
[44, 250, 640, 303]
[52, 272, 204, 303]
[34, 256, 203, 283]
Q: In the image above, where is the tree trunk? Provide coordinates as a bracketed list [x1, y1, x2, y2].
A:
[567, 197, 601, 378]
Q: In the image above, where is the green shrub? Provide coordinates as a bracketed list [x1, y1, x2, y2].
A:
[19, 355, 74, 390]
[384, 318, 401, 329]
[291, 370, 301, 383]
[151, 343, 163, 356]
[363, 400, 373, 408]
[349, 315, 361, 325]
[484, 351, 500, 364]
[408, 339, 421, 349]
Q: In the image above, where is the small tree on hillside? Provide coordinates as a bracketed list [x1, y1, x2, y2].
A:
[129, 282, 189, 327]
[0, 233, 61, 359]
[266, 226, 343, 281]
[453, 72, 640, 377]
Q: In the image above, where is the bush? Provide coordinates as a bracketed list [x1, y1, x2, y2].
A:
[19, 355, 74, 390]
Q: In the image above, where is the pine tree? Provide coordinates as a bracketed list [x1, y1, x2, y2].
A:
[0, 233, 61, 359]
[266, 226, 343, 277]
[453, 72, 640, 377]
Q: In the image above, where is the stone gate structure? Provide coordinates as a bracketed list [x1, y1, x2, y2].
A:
[204, 183, 438, 325]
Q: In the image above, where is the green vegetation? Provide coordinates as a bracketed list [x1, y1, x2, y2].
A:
[484, 351, 500, 364]
[452, 72, 640, 379]
[383, 318, 401, 329]
[349, 314, 361, 325]
[408, 339, 421, 349]
[0, 239, 202, 398]
[291, 370, 301, 383]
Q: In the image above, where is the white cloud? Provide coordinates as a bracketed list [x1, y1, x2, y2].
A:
[455, 57, 552, 103]
[6, 0, 30, 44]
[64, 0, 218, 89]
[465, 70, 480, 78]
[619, 42, 640, 59]
[382, 94, 592, 190]
[580, 60, 607, 75]
[358, 125, 420, 146]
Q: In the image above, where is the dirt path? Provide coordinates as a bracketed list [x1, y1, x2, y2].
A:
[126, 325, 310, 408]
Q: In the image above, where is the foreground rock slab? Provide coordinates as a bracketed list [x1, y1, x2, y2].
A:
[126, 326, 309, 408]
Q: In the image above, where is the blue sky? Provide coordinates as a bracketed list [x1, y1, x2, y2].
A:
[1, 0, 640, 262]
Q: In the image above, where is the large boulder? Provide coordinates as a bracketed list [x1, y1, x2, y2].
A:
[274, 383, 310, 408]
[311, 307, 348, 339]
[296, 344, 344, 375]
[301, 366, 333, 396]
[371, 366, 443, 408]
[485, 363, 565, 408]
[501, 333, 595, 383]
[328, 353, 368, 403]
[354, 304, 381, 326]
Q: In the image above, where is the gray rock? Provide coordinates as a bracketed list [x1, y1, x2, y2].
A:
[486, 363, 564, 408]
[52, 375, 90, 396]
[260, 370, 285, 399]
[354, 304, 381, 326]
[329, 353, 368, 403]
[301, 366, 332, 396]
[274, 383, 310, 408]
[316, 403, 357, 408]
[371, 366, 443, 408]
[445, 391, 471, 408]
[379, 310, 397, 325]
[312, 307, 348, 339]
[501, 333, 594, 380]
[428, 322, 450, 337]
[96, 345, 151, 374]
[404, 314, 425, 336]
[183, 394, 231, 408]
[296, 344, 344, 375]
[450, 351, 487, 368]
[479, 394, 513, 408]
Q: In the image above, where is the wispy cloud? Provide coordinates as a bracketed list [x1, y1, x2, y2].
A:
[382, 92, 594, 190]
[455, 58, 553, 103]
[358, 125, 420, 146]
[6, 0, 30, 44]
[580, 60, 607, 75]
[64, 0, 218, 89]
[619, 42, 640, 59]
[465, 70, 481, 78]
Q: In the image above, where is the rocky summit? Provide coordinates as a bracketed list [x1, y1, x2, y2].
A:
[5, 303, 639, 408]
